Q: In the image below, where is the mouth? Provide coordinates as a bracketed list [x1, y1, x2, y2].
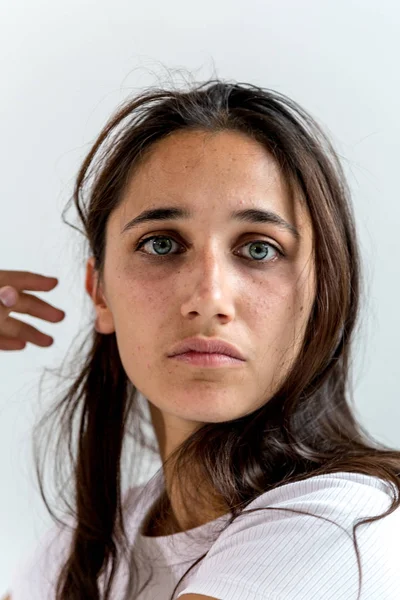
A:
[169, 351, 245, 367]
[168, 336, 246, 361]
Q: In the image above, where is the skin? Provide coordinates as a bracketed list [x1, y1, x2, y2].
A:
[85, 128, 316, 533]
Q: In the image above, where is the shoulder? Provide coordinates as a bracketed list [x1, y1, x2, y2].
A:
[247, 471, 393, 523]
[175, 472, 397, 599]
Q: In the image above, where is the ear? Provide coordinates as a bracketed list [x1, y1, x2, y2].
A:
[85, 256, 115, 334]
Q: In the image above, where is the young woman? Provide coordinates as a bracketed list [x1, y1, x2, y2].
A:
[3, 79, 400, 600]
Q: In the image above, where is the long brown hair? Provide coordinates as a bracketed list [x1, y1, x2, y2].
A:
[33, 76, 400, 600]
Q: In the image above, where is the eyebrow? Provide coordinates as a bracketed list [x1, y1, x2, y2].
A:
[121, 206, 300, 240]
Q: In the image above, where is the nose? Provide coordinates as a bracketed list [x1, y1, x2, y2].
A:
[179, 248, 236, 322]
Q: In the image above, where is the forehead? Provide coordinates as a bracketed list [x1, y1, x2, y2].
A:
[113, 129, 311, 233]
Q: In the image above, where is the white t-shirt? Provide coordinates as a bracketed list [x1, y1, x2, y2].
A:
[9, 470, 399, 599]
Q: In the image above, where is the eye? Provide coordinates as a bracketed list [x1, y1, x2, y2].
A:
[135, 235, 283, 263]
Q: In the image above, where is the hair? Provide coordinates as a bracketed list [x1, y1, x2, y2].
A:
[32, 74, 400, 600]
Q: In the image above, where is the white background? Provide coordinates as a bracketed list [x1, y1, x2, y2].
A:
[1, 0, 399, 595]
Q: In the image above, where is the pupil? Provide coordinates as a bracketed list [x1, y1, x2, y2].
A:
[154, 238, 171, 254]
[251, 242, 268, 259]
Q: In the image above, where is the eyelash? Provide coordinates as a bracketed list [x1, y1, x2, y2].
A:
[134, 234, 284, 264]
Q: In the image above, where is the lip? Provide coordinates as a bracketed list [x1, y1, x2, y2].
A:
[167, 336, 246, 361]
[170, 352, 244, 367]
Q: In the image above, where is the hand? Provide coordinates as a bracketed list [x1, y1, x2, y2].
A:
[0, 270, 66, 351]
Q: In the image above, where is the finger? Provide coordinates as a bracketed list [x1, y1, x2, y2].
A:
[0, 286, 17, 309]
[11, 291, 65, 323]
[0, 271, 59, 292]
[1, 315, 54, 347]
[0, 287, 18, 321]
[0, 337, 27, 351]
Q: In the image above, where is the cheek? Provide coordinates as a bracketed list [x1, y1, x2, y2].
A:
[246, 276, 298, 327]
[111, 274, 173, 356]
[114, 262, 171, 316]
[248, 275, 312, 363]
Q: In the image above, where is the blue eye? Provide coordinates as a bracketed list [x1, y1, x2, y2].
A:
[135, 235, 283, 263]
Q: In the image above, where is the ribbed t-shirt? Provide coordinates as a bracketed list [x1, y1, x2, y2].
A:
[9, 469, 399, 599]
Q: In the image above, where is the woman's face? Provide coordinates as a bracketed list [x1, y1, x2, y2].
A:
[85, 129, 315, 460]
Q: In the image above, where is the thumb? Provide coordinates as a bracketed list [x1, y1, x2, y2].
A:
[0, 286, 18, 309]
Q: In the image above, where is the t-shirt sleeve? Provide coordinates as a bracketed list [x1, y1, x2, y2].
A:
[176, 478, 389, 600]
[9, 517, 75, 600]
